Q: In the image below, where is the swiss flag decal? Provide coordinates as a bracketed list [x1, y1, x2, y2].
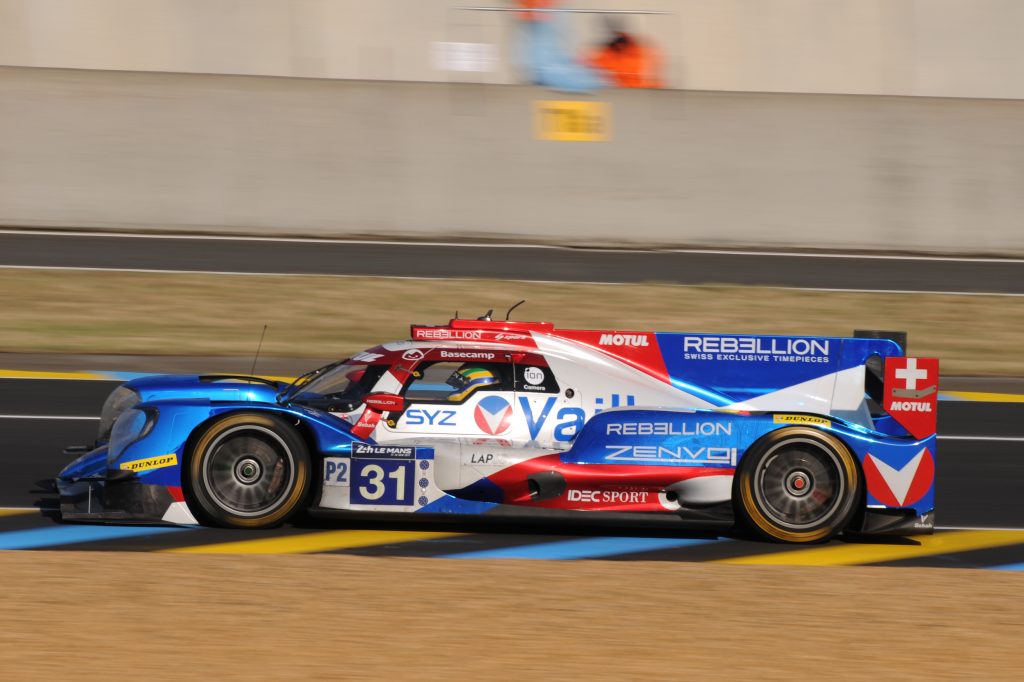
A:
[864, 448, 935, 507]
[883, 357, 939, 439]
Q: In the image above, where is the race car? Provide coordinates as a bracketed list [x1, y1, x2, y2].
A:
[56, 316, 938, 543]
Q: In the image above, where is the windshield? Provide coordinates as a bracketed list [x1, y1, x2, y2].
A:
[287, 362, 386, 412]
[275, 359, 347, 403]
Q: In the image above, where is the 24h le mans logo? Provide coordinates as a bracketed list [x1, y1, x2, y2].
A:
[474, 395, 513, 435]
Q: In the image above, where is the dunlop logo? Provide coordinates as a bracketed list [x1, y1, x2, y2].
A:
[120, 453, 178, 473]
[773, 414, 831, 427]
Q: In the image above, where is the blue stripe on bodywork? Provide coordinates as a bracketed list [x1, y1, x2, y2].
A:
[442, 536, 718, 560]
[0, 524, 192, 550]
[989, 562, 1024, 571]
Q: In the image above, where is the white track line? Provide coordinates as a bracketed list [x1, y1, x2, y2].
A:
[0, 414, 99, 420]
[1, 264, 1021, 297]
[2, 228, 1022, 263]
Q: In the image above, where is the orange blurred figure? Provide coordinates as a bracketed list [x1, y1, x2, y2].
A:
[587, 31, 663, 89]
[517, 0, 556, 22]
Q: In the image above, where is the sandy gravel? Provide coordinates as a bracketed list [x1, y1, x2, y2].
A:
[1, 552, 1021, 681]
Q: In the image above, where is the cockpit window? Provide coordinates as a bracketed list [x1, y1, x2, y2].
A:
[405, 362, 510, 403]
[291, 362, 387, 411]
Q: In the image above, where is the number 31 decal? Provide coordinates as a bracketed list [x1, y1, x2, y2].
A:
[350, 460, 414, 505]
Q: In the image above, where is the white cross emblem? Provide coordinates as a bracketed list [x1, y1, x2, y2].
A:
[895, 358, 929, 390]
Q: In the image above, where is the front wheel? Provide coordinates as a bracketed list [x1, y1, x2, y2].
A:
[736, 427, 860, 543]
[187, 413, 311, 528]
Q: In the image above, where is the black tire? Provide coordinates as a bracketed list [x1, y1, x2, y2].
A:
[735, 427, 860, 543]
[186, 413, 311, 528]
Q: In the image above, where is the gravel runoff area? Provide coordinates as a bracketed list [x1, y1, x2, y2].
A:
[1, 552, 1021, 680]
[1, 270, 1022, 376]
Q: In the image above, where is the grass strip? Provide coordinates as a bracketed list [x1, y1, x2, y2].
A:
[0, 270, 1019, 376]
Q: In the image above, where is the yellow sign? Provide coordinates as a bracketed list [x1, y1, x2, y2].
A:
[774, 414, 831, 427]
[535, 101, 610, 141]
[120, 453, 178, 473]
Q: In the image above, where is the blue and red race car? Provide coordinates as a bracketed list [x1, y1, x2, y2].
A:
[57, 317, 938, 543]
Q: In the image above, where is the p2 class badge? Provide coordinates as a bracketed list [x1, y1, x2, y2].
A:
[323, 457, 350, 487]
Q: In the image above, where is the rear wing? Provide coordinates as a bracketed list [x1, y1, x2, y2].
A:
[881, 356, 939, 439]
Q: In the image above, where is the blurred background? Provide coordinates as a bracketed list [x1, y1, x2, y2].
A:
[2, 0, 1023, 254]
[1, 0, 1022, 376]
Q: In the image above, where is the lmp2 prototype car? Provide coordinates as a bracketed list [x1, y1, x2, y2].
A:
[57, 317, 938, 543]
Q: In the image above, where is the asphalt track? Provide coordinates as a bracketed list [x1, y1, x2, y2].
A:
[2, 230, 1024, 295]
[2, 377, 1023, 568]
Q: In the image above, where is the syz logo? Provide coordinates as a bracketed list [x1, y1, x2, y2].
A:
[599, 333, 649, 347]
[404, 409, 456, 427]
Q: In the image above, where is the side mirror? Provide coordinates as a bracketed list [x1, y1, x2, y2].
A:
[363, 393, 405, 413]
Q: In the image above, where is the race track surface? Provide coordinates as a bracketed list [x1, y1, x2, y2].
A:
[2, 230, 1023, 294]
[2, 377, 1022, 568]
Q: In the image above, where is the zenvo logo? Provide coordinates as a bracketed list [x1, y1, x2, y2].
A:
[599, 333, 649, 347]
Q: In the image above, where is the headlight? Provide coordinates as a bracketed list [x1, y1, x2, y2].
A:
[107, 408, 157, 464]
[98, 385, 140, 441]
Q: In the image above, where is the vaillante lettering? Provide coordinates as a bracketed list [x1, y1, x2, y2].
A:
[606, 422, 733, 437]
[682, 336, 830, 364]
[598, 333, 649, 347]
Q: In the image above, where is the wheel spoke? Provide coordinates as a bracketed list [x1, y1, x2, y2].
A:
[203, 427, 296, 517]
[753, 439, 847, 531]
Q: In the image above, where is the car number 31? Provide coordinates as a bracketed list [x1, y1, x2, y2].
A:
[337, 459, 415, 505]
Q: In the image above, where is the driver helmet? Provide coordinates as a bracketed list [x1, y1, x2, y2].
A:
[446, 366, 499, 401]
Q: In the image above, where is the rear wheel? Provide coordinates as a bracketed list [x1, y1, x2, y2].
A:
[736, 427, 860, 543]
[187, 413, 311, 528]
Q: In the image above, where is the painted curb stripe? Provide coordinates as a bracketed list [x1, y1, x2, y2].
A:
[719, 530, 1024, 566]
[0, 369, 106, 380]
[0, 524, 191, 550]
[0, 509, 38, 518]
[165, 529, 461, 555]
[442, 536, 718, 560]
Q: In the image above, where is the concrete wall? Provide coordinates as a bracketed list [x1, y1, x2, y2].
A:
[1, 0, 1023, 99]
[3, 66, 1023, 254]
